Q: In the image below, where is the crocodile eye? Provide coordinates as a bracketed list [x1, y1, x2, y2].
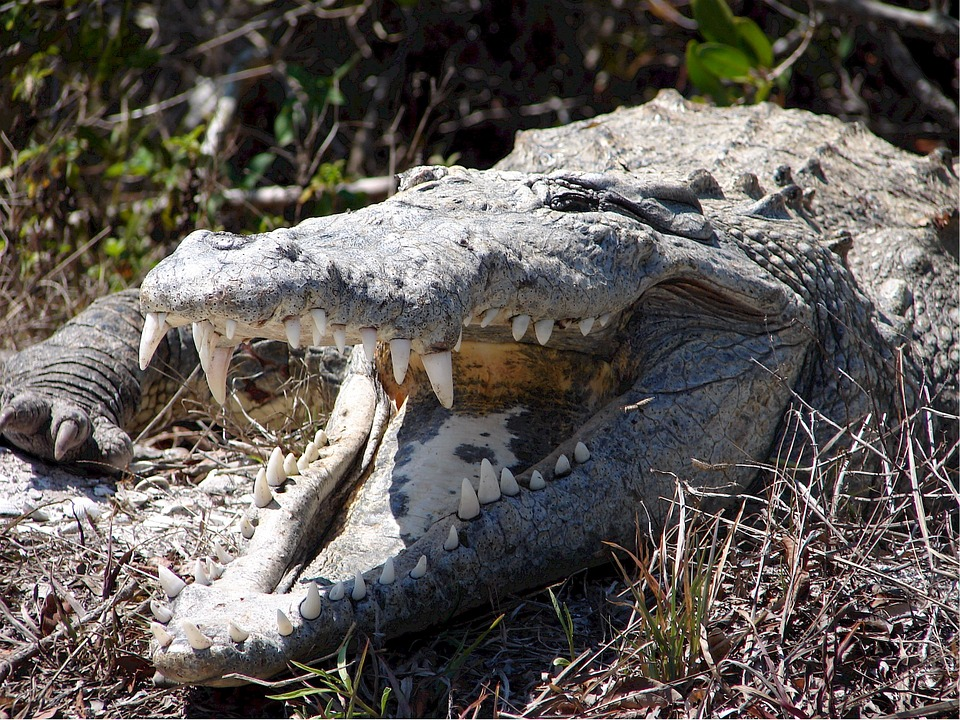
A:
[549, 193, 598, 213]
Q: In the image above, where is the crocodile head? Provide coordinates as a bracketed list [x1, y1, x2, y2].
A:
[139, 166, 812, 684]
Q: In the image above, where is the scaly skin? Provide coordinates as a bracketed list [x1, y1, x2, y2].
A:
[1, 91, 956, 684]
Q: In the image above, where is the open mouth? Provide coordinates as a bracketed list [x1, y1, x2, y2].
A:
[136, 166, 808, 684]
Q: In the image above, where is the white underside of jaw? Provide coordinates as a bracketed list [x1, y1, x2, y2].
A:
[298, 402, 523, 582]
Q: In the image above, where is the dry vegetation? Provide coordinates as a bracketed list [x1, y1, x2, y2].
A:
[0, 1, 957, 718]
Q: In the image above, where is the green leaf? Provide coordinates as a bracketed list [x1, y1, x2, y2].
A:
[274, 103, 295, 146]
[685, 40, 729, 106]
[241, 152, 275, 189]
[692, 0, 739, 46]
[734, 17, 773, 68]
[696, 42, 753, 81]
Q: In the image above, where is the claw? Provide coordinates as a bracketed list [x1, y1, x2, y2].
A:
[54, 418, 86, 460]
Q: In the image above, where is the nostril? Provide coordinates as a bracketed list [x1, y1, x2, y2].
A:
[208, 231, 256, 251]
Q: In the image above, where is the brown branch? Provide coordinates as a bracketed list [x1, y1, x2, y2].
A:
[878, 27, 959, 131]
[814, 0, 959, 50]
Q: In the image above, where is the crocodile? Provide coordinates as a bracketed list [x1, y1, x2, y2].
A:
[1, 91, 956, 686]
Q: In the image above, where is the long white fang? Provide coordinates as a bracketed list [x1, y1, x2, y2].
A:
[197, 327, 213, 372]
[352, 572, 366, 600]
[181, 621, 213, 650]
[379, 558, 396, 585]
[315, 429, 328, 446]
[598, 312, 611, 327]
[390, 339, 412, 384]
[206, 345, 233, 404]
[265, 447, 286, 487]
[192, 559, 211, 586]
[254, 468, 273, 507]
[206, 559, 225, 580]
[158, 566, 186, 599]
[310, 309, 327, 345]
[332, 325, 347, 353]
[453, 330, 462, 353]
[139, 312, 168, 370]
[458, 478, 480, 520]
[284, 317, 301, 349]
[240, 515, 255, 539]
[529, 470, 546, 490]
[555, 454, 571, 477]
[480, 307, 500, 327]
[511, 314, 530, 341]
[192, 320, 210, 354]
[500, 467, 520, 496]
[228, 621, 250, 642]
[534, 319, 554, 345]
[277, 609, 294, 636]
[463, 313, 475, 327]
[421, 350, 454, 408]
[574, 441, 591, 463]
[151, 600, 173, 623]
[410, 555, 428, 579]
[150, 622, 174, 648]
[359, 327, 377, 362]
[283, 452, 299, 477]
[444, 525, 459, 551]
[300, 581, 322, 620]
[578, 317, 595, 336]
[328, 581, 345, 601]
[224, 318, 237, 340]
[478, 459, 500, 503]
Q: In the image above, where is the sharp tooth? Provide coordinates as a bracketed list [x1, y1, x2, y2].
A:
[379, 558, 396, 585]
[360, 327, 377, 362]
[299, 581, 322, 620]
[224, 318, 237, 340]
[351, 571, 366, 600]
[277, 609, 294, 636]
[228, 621, 249, 642]
[331, 325, 347, 353]
[150, 622, 174, 648]
[182, 621, 213, 650]
[310, 309, 327, 345]
[421, 350, 454, 408]
[212, 543, 234, 565]
[463, 313, 475, 327]
[511, 314, 530, 341]
[555, 454, 571, 477]
[158, 566, 186, 599]
[390, 339, 412, 384]
[529, 470, 546, 490]
[328, 581, 345, 601]
[410, 555, 428, 579]
[192, 559, 211, 586]
[534, 319, 554, 345]
[458, 478, 480, 520]
[206, 345, 233, 405]
[598, 312, 611, 327]
[240, 515, 255, 539]
[574, 441, 590, 463]
[284, 317, 301, 349]
[197, 329, 214, 372]
[480, 307, 501, 327]
[478, 459, 500, 503]
[151, 600, 173, 623]
[453, 329, 462, 353]
[253, 468, 273, 507]
[578, 317, 595, 336]
[500, 467, 520, 496]
[266, 447, 286, 487]
[192, 320, 210, 354]
[283, 452, 299, 477]
[444, 524, 460, 551]
[139, 311, 168, 370]
[297, 442, 316, 472]
[315, 429, 328, 446]
[206, 559, 225, 580]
